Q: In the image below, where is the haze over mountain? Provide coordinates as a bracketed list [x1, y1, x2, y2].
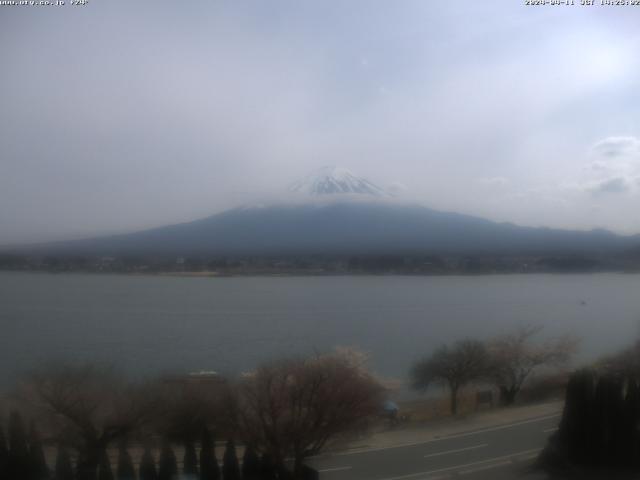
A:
[11, 167, 640, 258]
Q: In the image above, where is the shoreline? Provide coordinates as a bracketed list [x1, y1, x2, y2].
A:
[1, 268, 639, 278]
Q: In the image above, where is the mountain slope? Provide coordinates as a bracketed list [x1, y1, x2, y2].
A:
[27, 201, 639, 257]
[9, 166, 640, 258]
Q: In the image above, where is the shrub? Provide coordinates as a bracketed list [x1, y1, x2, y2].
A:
[222, 440, 240, 480]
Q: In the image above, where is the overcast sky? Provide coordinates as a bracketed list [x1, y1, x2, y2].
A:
[2, 1, 640, 244]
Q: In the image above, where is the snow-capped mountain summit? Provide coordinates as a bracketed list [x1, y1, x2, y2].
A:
[289, 166, 390, 197]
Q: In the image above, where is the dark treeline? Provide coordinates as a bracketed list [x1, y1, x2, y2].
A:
[541, 371, 640, 478]
[539, 342, 640, 478]
[1, 413, 306, 480]
[0, 350, 381, 480]
[1, 252, 636, 275]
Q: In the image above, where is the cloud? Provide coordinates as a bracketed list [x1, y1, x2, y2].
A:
[4, 2, 640, 242]
[588, 177, 630, 195]
[592, 136, 640, 158]
[570, 136, 640, 196]
[477, 177, 510, 189]
[387, 182, 409, 196]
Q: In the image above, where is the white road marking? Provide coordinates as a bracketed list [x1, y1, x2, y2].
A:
[458, 460, 512, 475]
[423, 443, 488, 459]
[318, 466, 352, 473]
[543, 427, 558, 433]
[378, 448, 542, 480]
[326, 413, 560, 457]
[430, 414, 560, 442]
[458, 450, 541, 475]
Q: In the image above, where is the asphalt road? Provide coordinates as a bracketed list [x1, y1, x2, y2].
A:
[309, 413, 560, 480]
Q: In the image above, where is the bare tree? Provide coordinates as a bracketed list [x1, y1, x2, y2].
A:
[236, 352, 383, 478]
[411, 340, 488, 415]
[487, 325, 577, 405]
[152, 374, 230, 443]
[21, 364, 161, 480]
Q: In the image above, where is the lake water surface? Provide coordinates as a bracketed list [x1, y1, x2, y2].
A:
[1, 272, 639, 387]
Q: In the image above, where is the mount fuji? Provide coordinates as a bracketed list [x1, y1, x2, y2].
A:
[11, 167, 640, 258]
[288, 166, 391, 197]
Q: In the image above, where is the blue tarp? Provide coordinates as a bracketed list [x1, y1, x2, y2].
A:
[383, 400, 399, 413]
